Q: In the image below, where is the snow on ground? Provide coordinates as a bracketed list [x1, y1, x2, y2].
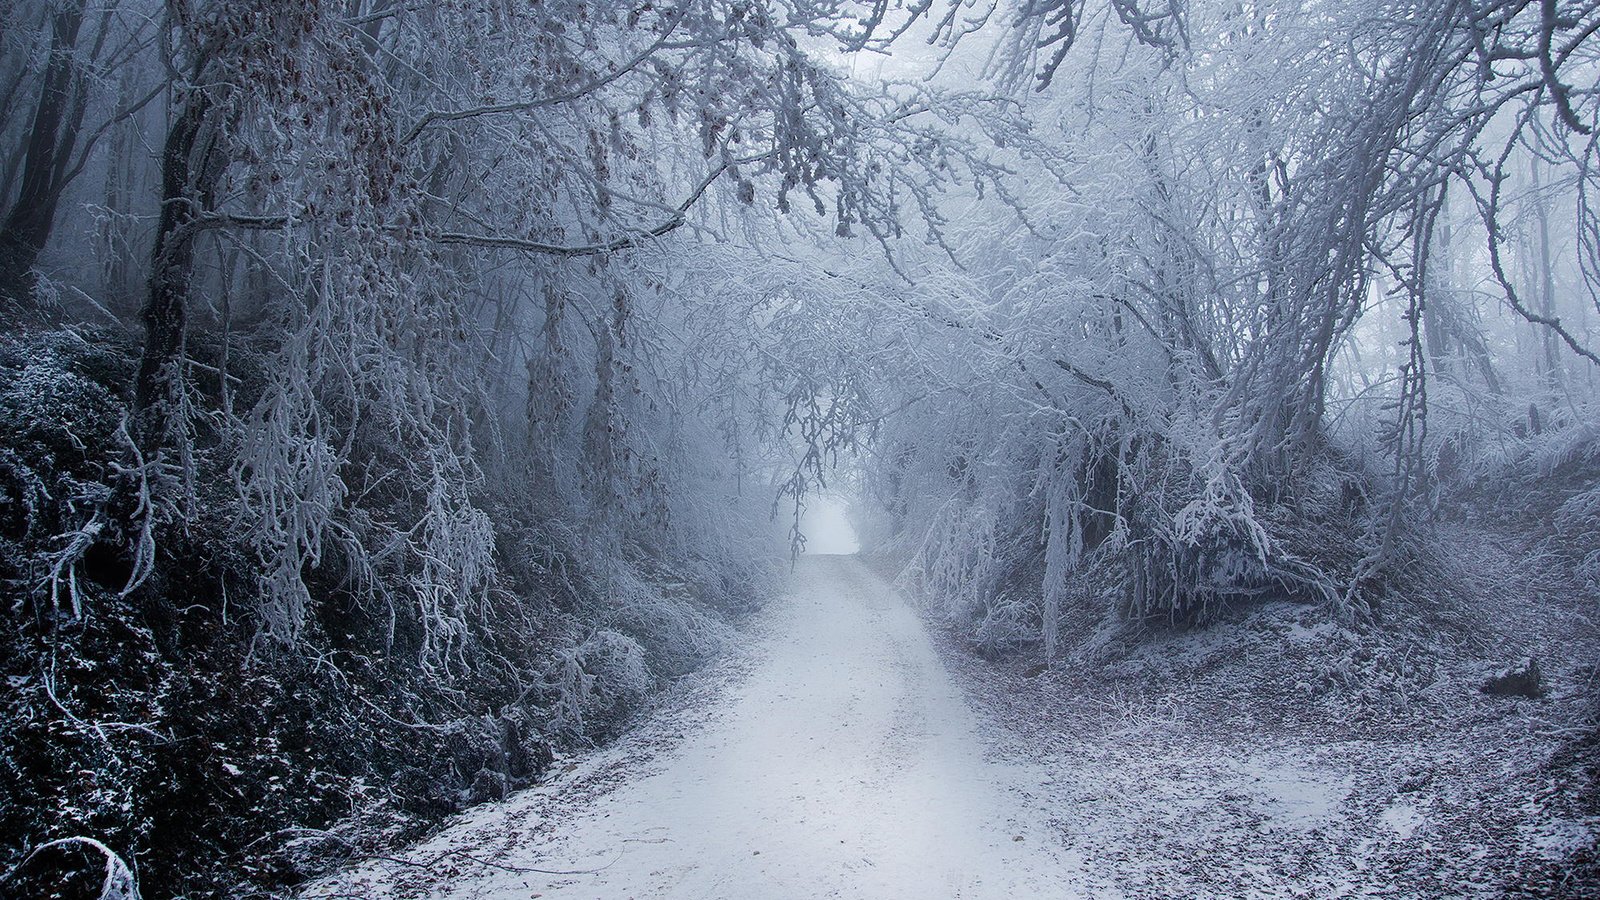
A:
[303, 536, 1598, 899]
[923, 531, 1600, 898]
[303, 556, 1085, 899]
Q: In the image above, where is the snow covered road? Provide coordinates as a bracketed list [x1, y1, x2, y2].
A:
[306, 555, 1086, 899]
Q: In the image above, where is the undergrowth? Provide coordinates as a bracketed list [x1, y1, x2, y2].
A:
[0, 328, 751, 898]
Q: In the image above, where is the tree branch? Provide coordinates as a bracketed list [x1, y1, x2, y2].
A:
[401, 7, 688, 144]
[203, 161, 730, 258]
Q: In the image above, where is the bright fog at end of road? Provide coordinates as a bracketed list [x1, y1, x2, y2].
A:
[799, 494, 861, 555]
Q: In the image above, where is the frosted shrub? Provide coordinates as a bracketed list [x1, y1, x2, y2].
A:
[404, 445, 497, 673]
[1555, 485, 1600, 596]
[1, 836, 141, 900]
[906, 500, 1003, 626]
[233, 381, 346, 646]
[1136, 471, 1276, 620]
[549, 630, 652, 741]
[0, 334, 146, 620]
[600, 567, 730, 678]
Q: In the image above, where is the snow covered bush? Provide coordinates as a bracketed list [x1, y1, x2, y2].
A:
[1, 837, 141, 900]
[0, 331, 147, 621]
[1555, 484, 1600, 597]
[550, 630, 653, 742]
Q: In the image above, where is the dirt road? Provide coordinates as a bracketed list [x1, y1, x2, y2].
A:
[305, 555, 1084, 899]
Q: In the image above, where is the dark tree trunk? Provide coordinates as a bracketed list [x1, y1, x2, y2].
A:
[134, 89, 222, 449]
[0, 0, 89, 312]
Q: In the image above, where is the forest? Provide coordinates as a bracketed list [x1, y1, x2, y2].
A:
[0, 0, 1597, 896]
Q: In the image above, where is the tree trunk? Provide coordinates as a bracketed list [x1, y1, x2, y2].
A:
[0, 0, 89, 312]
[98, 70, 141, 309]
[1531, 157, 1562, 389]
[1422, 217, 1452, 373]
[134, 89, 222, 449]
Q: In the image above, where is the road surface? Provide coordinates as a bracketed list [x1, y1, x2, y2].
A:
[306, 555, 1084, 899]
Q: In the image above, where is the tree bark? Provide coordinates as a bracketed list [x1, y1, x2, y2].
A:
[0, 0, 89, 312]
[134, 88, 222, 449]
[1531, 157, 1562, 389]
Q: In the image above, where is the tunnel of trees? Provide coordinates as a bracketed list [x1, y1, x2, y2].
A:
[1, 0, 1598, 895]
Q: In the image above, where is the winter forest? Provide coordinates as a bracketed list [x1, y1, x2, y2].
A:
[1, 0, 1599, 896]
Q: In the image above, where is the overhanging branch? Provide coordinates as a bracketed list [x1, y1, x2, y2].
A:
[200, 161, 730, 258]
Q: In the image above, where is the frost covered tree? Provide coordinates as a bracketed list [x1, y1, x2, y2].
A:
[850, 0, 1600, 648]
[0, 0, 1029, 894]
[3, 0, 1599, 894]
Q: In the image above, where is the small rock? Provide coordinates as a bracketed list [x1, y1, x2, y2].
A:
[1481, 657, 1543, 698]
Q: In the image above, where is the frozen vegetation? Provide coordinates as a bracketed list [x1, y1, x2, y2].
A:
[0, 0, 1597, 897]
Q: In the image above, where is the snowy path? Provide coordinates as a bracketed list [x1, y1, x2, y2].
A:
[306, 555, 1085, 899]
